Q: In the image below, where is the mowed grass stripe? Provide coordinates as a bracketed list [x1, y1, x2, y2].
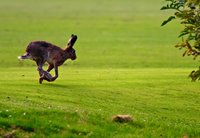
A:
[0, 67, 199, 137]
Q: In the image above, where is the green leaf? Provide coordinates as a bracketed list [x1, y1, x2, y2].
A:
[161, 16, 176, 26]
[160, 5, 169, 10]
[189, 69, 200, 81]
[178, 32, 189, 37]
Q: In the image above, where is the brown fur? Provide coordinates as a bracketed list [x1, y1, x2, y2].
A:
[18, 34, 77, 84]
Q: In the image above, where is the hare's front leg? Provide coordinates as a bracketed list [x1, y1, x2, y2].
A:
[39, 64, 54, 83]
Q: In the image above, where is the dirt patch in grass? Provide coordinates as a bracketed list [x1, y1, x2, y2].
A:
[0, 126, 34, 138]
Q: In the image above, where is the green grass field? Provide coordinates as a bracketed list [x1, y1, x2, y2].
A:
[0, 0, 200, 137]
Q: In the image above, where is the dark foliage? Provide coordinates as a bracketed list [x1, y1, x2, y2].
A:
[161, 0, 200, 81]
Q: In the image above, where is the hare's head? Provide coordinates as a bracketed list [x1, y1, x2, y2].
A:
[66, 34, 77, 60]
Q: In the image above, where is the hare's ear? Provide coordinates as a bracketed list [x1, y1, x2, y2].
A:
[67, 34, 77, 48]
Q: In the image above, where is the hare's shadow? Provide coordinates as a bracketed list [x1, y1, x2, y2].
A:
[42, 83, 84, 90]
